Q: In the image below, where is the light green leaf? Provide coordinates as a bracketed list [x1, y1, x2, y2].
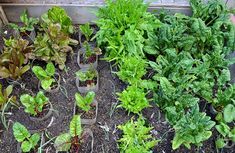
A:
[54, 133, 71, 151]
[45, 62, 55, 76]
[13, 122, 30, 142]
[21, 140, 32, 153]
[224, 104, 235, 123]
[69, 115, 82, 137]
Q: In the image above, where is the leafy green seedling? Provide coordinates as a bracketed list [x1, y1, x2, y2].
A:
[0, 84, 16, 110]
[13, 122, 41, 152]
[76, 67, 97, 86]
[20, 91, 49, 116]
[118, 116, 159, 153]
[80, 23, 94, 41]
[32, 62, 56, 91]
[75, 91, 95, 112]
[54, 115, 85, 152]
[9, 10, 39, 33]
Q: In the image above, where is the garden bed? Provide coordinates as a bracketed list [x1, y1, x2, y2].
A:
[0, 0, 235, 153]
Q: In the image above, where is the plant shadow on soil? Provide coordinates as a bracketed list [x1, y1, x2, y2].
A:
[0, 27, 234, 153]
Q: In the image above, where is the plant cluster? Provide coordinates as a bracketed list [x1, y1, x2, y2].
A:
[118, 116, 159, 153]
[76, 67, 97, 87]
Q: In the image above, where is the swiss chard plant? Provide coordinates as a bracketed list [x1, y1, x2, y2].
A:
[54, 115, 86, 152]
[76, 67, 97, 87]
[13, 122, 41, 152]
[34, 23, 78, 70]
[75, 91, 95, 113]
[0, 84, 16, 110]
[118, 116, 159, 153]
[32, 62, 56, 91]
[9, 10, 39, 33]
[95, 0, 161, 63]
[41, 6, 74, 34]
[0, 38, 32, 80]
[172, 104, 215, 150]
[116, 57, 147, 84]
[80, 23, 94, 42]
[20, 91, 49, 116]
[117, 85, 150, 114]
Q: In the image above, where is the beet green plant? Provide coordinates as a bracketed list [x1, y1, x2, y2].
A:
[54, 115, 85, 152]
[41, 6, 74, 34]
[117, 85, 150, 114]
[116, 57, 147, 83]
[75, 91, 95, 112]
[32, 62, 56, 91]
[172, 104, 215, 150]
[118, 116, 159, 153]
[9, 10, 38, 33]
[0, 38, 31, 80]
[80, 23, 94, 41]
[20, 91, 49, 116]
[13, 122, 41, 152]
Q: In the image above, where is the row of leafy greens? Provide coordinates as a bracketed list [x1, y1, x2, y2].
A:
[95, 0, 235, 151]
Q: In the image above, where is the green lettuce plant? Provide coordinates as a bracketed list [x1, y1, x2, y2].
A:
[32, 62, 56, 91]
[13, 122, 41, 152]
[41, 6, 74, 34]
[172, 104, 215, 150]
[117, 85, 150, 114]
[75, 91, 95, 112]
[116, 57, 147, 83]
[54, 115, 85, 152]
[34, 23, 78, 70]
[0, 38, 32, 80]
[118, 116, 159, 153]
[9, 10, 39, 33]
[20, 91, 49, 116]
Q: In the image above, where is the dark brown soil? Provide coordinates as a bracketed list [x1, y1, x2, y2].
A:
[0, 25, 234, 153]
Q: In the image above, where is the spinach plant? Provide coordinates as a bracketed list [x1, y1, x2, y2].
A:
[20, 91, 49, 116]
[9, 10, 39, 33]
[172, 104, 215, 150]
[117, 85, 150, 114]
[0, 38, 31, 80]
[41, 6, 74, 34]
[116, 57, 147, 84]
[80, 23, 94, 41]
[95, 0, 161, 63]
[32, 62, 56, 91]
[54, 115, 86, 152]
[13, 122, 41, 152]
[118, 116, 159, 153]
[75, 91, 95, 113]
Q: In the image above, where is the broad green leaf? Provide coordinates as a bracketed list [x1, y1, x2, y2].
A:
[54, 133, 71, 151]
[21, 140, 32, 153]
[224, 104, 235, 123]
[69, 115, 82, 137]
[215, 138, 226, 149]
[13, 122, 30, 142]
[45, 62, 55, 76]
[5, 85, 13, 97]
[41, 79, 55, 90]
[29, 133, 40, 147]
[32, 66, 48, 80]
[172, 134, 184, 150]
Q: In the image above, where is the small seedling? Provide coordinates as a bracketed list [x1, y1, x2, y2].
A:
[75, 91, 95, 112]
[80, 23, 94, 41]
[76, 67, 97, 87]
